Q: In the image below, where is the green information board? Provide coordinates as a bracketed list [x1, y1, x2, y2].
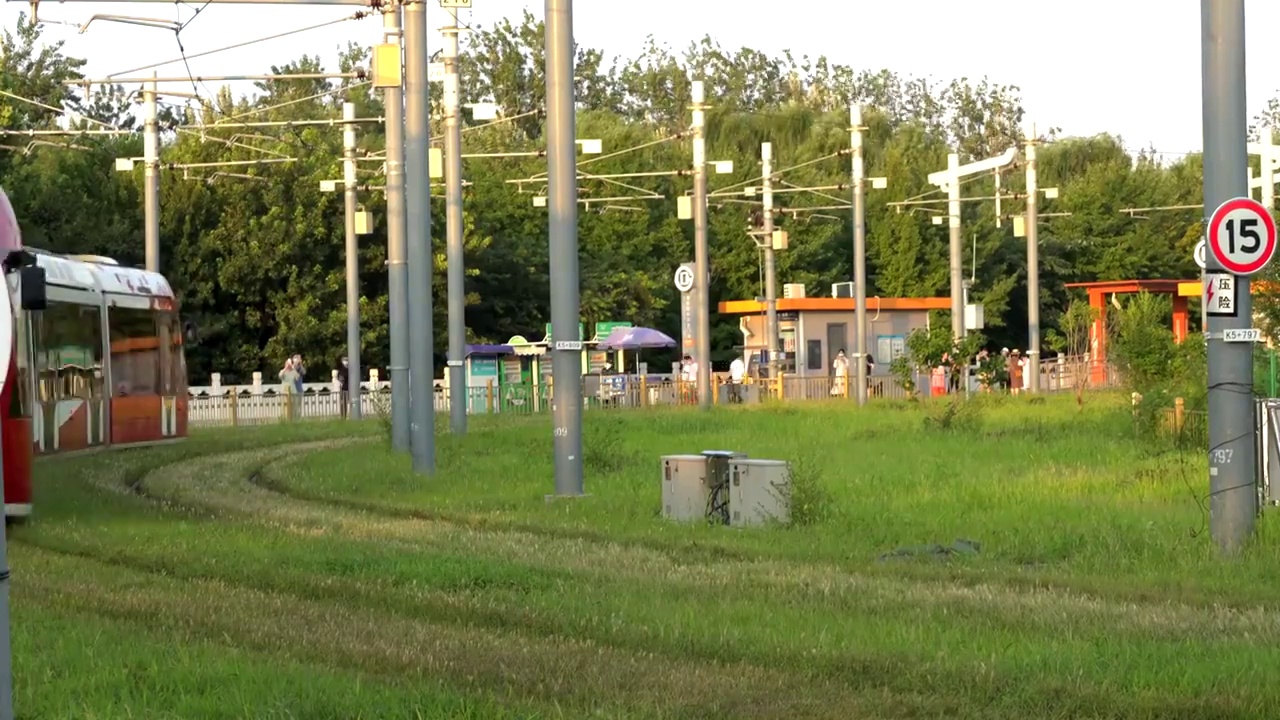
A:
[593, 321, 632, 340]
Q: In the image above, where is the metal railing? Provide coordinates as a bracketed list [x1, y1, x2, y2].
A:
[185, 358, 1122, 428]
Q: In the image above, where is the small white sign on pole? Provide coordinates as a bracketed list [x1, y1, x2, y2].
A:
[1194, 238, 1207, 270]
[673, 264, 695, 293]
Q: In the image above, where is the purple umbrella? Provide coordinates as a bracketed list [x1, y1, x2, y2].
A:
[597, 326, 676, 351]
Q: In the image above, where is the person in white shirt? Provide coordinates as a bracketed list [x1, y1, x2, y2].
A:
[728, 355, 746, 403]
[680, 354, 698, 404]
[830, 349, 850, 397]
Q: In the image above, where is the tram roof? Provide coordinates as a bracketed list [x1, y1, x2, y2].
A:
[27, 249, 175, 299]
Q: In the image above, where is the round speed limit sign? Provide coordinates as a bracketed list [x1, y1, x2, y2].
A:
[1207, 196, 1278, 276]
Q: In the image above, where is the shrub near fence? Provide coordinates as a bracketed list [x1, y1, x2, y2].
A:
[1158, 397, 1209, 448]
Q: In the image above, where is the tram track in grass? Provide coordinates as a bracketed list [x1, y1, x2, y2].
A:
[16, 404, 1280, 718]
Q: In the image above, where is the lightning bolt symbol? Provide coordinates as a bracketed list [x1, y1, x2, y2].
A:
[1208, 283, 1215, 306]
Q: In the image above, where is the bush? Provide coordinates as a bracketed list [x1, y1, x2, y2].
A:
[785, 456, 831, 527]
[922, 395, 983, 432]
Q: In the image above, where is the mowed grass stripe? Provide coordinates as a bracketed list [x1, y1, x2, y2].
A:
[20, 441, 1280, 718]
[10, 595, 534, 720]
[18, 544, 920, 720]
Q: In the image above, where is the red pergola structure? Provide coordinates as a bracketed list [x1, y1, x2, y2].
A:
[1064, 279, 1193, 384]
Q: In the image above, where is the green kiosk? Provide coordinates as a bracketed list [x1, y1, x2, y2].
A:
[463, 343, 513, 414]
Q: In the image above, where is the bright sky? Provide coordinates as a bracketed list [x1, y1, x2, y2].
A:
[4, 0, 1279, 158]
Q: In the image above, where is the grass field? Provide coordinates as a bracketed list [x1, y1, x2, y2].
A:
[10, 393, 1280, 719]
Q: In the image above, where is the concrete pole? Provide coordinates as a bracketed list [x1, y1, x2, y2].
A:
[383, 4, 410, 451]
[851, 105, 868, 406]
[947, 153, 965, 392]
[762, 142, 779, 385]
[442, 8, 467, 435]
[947, 153, 963, 340]
[404, 0, 435, 474]
[143, 72, 160, 272]
[1202, 0, 1256, 553]
[545, 0, 584, 495]
[1025, 124, 1041, 394]
[342, 101, 362, 419]
[691, 79, 712, 409]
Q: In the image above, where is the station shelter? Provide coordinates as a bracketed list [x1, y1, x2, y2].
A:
[452, 321, 633, 413]
[716, 295, 951, 396]
[1064, 279, 1198, 385]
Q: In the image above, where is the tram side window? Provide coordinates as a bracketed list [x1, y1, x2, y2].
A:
[153, 310, 188, 396]
[165, 313, 189, 395]
[10, 314, 30, 418]
[37, 301, 105, 404]
[108, 306, 159, 397]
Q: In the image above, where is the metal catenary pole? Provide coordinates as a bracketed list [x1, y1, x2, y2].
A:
[143, 72, 160, 272]
[762, 142, 779, 385]
[382, 3, 410, 451]
[1202, 0, 1256, 553]
[442, 5, 467, 435]
[545, 0, 584, 495]
[947, 153, 964, 350]
[1024, 124, 1041, 393]
[851, 104, 868, 406]
[342, 101, 362, 419]
[405, 0, 436, 474]
[691, 79, 712, 409]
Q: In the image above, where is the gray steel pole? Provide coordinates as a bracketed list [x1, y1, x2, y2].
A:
[851, 105, 868, 406]
[1025, 125, 1041, 394]
[404, 0, 435, 474]
[545, 0, 584, 495]
[342, 101, 362, 420]
[1202, 0, 1256, 553]
[691, 79, 712, 409]
[383, 4, 410, 451]
[947, 153, 967, 393]
[762, 142, 779, 385]
[947, 153, 964, 341]
[143, 72, 160, 272]
[442, 8, 467, 435]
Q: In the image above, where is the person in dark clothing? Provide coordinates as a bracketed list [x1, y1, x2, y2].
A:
[335, 356, 351, 418]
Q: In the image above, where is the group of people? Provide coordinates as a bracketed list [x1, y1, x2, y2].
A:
[975, 347, 1034, 394]
[278, 354, 355, 417]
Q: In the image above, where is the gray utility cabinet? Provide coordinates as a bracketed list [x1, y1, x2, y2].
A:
[1257, 399, 1280, 506]
[727, 458, 792, 527]
[661, 455, 710, 521]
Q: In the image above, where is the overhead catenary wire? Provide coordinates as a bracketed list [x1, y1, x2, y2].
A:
[107, 14, 367, 78]
[708, 150, 843, 197]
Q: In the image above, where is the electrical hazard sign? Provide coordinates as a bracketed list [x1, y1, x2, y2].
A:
[1205, 272, 1238, 317]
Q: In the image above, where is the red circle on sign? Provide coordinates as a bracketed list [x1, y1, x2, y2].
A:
[1207, 196, 1278, 276]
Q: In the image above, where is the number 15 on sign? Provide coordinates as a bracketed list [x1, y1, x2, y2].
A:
[1207, 197, 1278, 275]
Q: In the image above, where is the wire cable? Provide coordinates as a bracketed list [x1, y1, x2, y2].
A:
[107, 14, 367, 78]
[200, 81, 371, 127]
[708, 151, 841, 198]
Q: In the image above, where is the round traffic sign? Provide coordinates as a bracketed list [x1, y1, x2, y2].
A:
[673, 265, 694, 293]
[1194, 238, 1207, 270]
[1207, 197, 1278, 275]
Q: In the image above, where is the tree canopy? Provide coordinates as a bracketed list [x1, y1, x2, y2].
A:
[0, 14, 1263, 382]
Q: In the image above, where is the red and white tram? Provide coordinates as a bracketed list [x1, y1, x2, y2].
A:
[0, 187, 189, 521]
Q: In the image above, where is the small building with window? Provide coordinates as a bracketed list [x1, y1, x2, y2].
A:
[716, 295, 951, 376]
